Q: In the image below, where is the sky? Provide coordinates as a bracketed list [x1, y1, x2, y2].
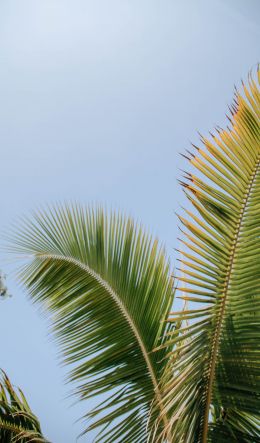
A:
[0, 0, 259, 441]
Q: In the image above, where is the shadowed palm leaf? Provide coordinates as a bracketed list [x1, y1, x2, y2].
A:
[8, 208, 175, 442]
[0, 371, 48, 442]
[158, 70, 260, 441]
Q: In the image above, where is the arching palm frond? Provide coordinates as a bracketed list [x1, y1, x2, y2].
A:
[8, 207, 175, 442]
[0, 371, 48, 443]
[159, 69, 260, 442]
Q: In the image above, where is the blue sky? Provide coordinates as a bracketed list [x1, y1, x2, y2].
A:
[0, 0, 259, 441]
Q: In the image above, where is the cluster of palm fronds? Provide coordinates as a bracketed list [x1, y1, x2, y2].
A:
[0, 371, 48, 442]
[3, 69, 260, 442]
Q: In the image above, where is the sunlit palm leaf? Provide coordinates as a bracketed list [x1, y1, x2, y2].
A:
[8, 207, 175, 442]
[159, 69, 260, 442]
[0, 371, 48, 442]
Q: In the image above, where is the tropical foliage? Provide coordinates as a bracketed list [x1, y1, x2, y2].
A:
[158, 69, 260, 442]
[5, 69, 260, 442]
[0, 371, 48, 442]
[8, 209, 175, 442]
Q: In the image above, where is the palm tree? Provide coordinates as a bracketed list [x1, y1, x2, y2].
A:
[0, 371, 49, 442]
[7, 69, 260, 442]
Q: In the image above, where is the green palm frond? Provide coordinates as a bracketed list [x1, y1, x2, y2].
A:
[208, 408, 260, 442]
[159, 69, 260, 442]
[0, 370, 48, 442]
[8, 207, 175, 442]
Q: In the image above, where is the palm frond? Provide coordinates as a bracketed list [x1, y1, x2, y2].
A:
[8, 207, 175, 442]
[159, 68, 260, 442]
[208, 408, 260, 442]
[0, 370, 48, 442]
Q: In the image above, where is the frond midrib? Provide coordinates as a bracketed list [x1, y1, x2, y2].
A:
[35, 252, 171, 435]
[201, 153, 260, 443]
[0, 418, 37, 434]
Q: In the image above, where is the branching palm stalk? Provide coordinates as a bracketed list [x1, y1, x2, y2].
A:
[0, 371, 48, 442]
[7, 69, 260, 442]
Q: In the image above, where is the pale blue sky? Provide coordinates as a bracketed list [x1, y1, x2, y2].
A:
[0, 1, 259, 441]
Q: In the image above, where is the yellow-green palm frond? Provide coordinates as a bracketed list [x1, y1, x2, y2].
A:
[0, 371, 48, 443]
[159, 68, 260, 442]
[7, 207, 175, 442]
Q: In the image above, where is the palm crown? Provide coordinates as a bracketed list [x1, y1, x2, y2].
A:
[4, 69, 260, 442]
[0, 371, 48, 442]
